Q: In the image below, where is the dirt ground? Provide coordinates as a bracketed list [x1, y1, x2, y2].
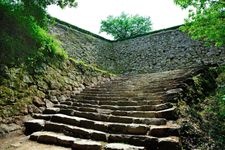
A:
[0, 130, 70, 150]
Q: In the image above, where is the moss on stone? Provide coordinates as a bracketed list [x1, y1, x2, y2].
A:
[0, 57, 113, 120]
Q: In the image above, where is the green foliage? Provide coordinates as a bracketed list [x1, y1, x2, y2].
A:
[195, 66, 225, 148]
[100, 12, 152, 40]
[174, 0, 225, 46]
[0, 0, 77, 27]
[0, 0, 71, 66]
[216, 66, 225, 118]
[69, 58, 114, 77]
[178, 67, 225, 149]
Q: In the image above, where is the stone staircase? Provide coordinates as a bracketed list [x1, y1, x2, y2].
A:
[24, 69, 199, 150]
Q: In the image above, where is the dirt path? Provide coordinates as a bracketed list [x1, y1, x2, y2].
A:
[0, 130, 70, 150]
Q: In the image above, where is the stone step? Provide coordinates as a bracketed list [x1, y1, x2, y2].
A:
[82, 86, 167, 94]
[76, 92, 165, 99]
[33, 114, 179, 136]
[27, 120, 179, 149]
[104, 143, 145, 150]
[109, 107, 177, 120]
[52, 104, 176, 119]
[82, 88, 166, 93]
[149, 125, 180, 137]
[41, 109, 167, 125]
[24, 119, 45, 135]
[60, 101, 173, 111]
[107, 134, 180, 150]
[158, 136, 181, 150]
[84, 83, 179, 91]
[75, 91, 165, 98]
[30, 131, 147, 150]
[54, 104, 99, 113]
[43, 105, 177, 120]
[30, 131, 104, 149]
[29, 130, 181, 150]
[73, 95, 163, 101]
[68, 99, 165, 106]
[33, 114, 150, 135]
[45, 121, 154, 145]
[78, 90, 150, 94]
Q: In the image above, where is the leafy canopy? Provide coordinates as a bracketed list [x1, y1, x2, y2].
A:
[174, 0, 225, 46]
[100, 12, 152, 40]
[1, 0, 77, 27]
[0, 0, 77, 65]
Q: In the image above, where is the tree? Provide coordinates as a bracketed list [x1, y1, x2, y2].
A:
[0, 0, 77, 64]
[100, 12, 152, 40]
[174, 0, 225, 46]
[0, 0, 77, 27]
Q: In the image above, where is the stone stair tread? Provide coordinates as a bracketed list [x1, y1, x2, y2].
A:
[81, 88, 169, 93]
[74, 95, 162, 101]
[42, 121, 165, 148]
[53, 104, 174, 114]
[28, 120, 179, 141]
[26, 118, 179, 141]
[34, 113, 149, 126]
[31, 131, 147, 150]
[75, 91, 164, 96]
[158, 136, 181, 150]
[158, 136, 180, 143]
[60, 102, 172, 111]
[67, 99, 165, 106]
[24, 119, 45, 134]
[30, 131, 103, 149]
[32, 113, 152, 135]
[105, 143, 145, 150]
[36, 110, 167, 125]
[43, 107, 60, 114]
[110, 106, 177, 118]
[54, 104, 99, 113]
[149, 125, 180, 137]
[44, 121, 149, 141]
[45, 121, 106, 134]
[44, 105, 176, 119]
[81, 89, 167, 93]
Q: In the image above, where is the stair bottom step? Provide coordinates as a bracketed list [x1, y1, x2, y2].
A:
[30, 131, 145, 150]
[29, 130, 181, 150]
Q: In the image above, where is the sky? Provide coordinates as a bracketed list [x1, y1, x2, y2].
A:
[47, 0, 189, 39]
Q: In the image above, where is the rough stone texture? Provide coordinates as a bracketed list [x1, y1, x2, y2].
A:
[24, 119, 45, 135]
[112, 29, 225, 73]
[72, 140, 102, 150]
[49, 23, 115, 71]
[0, 123, 21, 137]
[51, 20, 225, 74]
[105, 143, 145, 150]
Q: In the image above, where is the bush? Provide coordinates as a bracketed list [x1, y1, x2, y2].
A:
[0, 1, 68, 66]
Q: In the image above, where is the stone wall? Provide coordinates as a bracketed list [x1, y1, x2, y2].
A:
[51, 19, 225, 74]
[49, 20, 116, 71]
[112, 28, 225, 73]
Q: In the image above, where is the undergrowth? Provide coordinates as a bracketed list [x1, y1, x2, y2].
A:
[0, 1, 67, 67]
[208, 66, 225, 147]
[180, 66, 225, 149]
